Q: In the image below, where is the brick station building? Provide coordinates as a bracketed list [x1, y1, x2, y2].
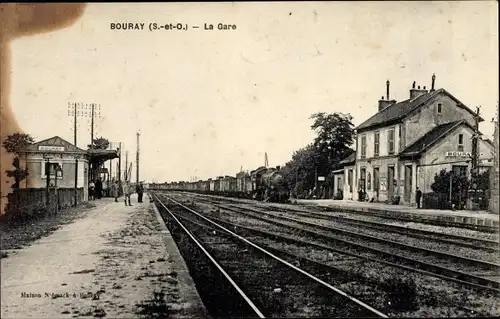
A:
[337, 75, 495, 207]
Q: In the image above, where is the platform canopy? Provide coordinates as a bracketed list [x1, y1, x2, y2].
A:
[87, 149, 119, 162]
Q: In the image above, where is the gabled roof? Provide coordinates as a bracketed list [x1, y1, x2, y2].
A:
[338, 151, 356, 166]
[356, 88, 483, 132]
[399, 120, 467, 157]
[25, 136, 86, 154]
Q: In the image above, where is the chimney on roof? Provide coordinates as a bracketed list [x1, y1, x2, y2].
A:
[430, 73, 436, 92]
[410, 81, 429, 99]
[378, 80, 396, 112]
[386, 80, 390, 100]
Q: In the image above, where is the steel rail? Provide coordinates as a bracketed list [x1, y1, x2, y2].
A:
[219, 204, 500, 272]
[177, 195, 500, 290]
[223, 205, 500, 269]
[152, 194, 265, 318]
[172, 190, 499, 233]
[160, 194, 389, 318]
[260, 204, 500, 249]
[170, 207, 500, 295]
[194, 195, 498, 250]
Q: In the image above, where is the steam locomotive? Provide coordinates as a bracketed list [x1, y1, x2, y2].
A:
[150, 166, 290, 203]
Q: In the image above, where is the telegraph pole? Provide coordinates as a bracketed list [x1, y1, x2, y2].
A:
[136, 132, 140, 185]
[125, 151, 129, 182]
[68, 102, 86, 205]
[90, 104, 94, 148]
[471, 106, 481, 209]
[89, 103, 101, 181]
[489, 106, 499, 213]
[73, 102, 77, 205]
[118, 142, 122, 182]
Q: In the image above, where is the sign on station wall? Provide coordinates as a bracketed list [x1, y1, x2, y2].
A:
[38, 146, 65, 152]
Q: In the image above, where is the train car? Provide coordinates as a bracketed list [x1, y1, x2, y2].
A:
[229, 177, 237, 193]
[236, 172, 248, 192]
[214, 177, 222, 193]
[245, 178, 253, 195]
[220, 177, 229, 192]
[220, 176, 236, 193]
[200, 180, 209, 193]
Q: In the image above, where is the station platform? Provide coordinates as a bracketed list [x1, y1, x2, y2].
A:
[1, 195, 207, 318]
[295, 199, 499, 229]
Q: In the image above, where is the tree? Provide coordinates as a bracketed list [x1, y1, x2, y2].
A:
[310, 112, 355, 169]
[2, 132, 34, 189]
[309, 112, 355, 193]
[88, 137, 110, 150]
[2, 133, 34, 154]
[431, 169, 469, 208]
[6, 158, 29, 189]
[282, 144, 318, 198]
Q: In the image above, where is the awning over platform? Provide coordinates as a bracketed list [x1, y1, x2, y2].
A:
[87, 149, 119, 162]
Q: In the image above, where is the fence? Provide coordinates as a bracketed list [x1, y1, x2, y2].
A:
[422, 193, 451, 210]
[1, 187, 85, 224]
[422, 190, 489, 210]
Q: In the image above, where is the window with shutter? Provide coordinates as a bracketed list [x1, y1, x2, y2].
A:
[361, 135, 367, 159]
[388, 128, 395, 155]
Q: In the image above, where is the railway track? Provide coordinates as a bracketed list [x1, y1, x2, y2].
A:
[152, 193, 388, 318]
[172, 193, 500, 292]
[248, 203, 499, 252]
[177, 191, 499, 233]
[186, 193, 498, 252]
[223, 204, 500, 265]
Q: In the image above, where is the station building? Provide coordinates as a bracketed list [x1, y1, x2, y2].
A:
[23, 136, 89, 199]
[22, 136, 120, 202]
[337, 76, 495, 206]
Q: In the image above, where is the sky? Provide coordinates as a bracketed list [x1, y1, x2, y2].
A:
[10, 1, 499, 183]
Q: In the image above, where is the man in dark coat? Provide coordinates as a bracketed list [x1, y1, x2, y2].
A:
[95, 178, 103, 199]
[416, 187, 422, 209]
[136, 182, 144, 203]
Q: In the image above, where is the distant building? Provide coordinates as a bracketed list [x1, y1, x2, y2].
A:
[23, 136, 89, 200]
[339, 76, 495, 206]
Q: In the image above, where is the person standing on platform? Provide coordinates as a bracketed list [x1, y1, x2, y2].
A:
[124, 181, 132, 206]
[111, 180, 118, 202]
[416, 187, 422, 209]
[136, 182, 144, 203]
[89, 181, 95, 201]
[95, 178, 103, 199]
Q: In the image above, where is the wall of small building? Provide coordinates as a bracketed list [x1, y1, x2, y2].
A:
[26, 155, 88, 189]
[343, 165, 356, 200]
[417, 126, 494, 194]
[332, 172, 344, 198]
[404, 93, 476, 148]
